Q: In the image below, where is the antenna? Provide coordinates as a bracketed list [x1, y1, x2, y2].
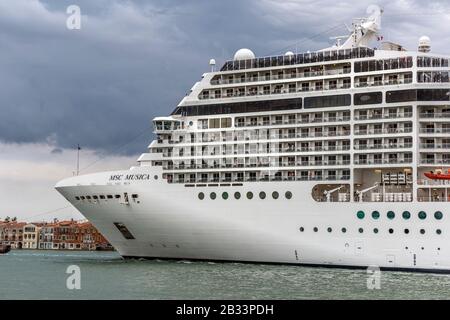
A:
[76, 144, 81, 176]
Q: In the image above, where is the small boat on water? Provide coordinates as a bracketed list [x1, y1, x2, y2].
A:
[0, 244, 11, 254]
[424, 169, 450, 180]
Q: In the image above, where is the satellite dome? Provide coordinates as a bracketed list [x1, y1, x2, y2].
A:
[233, 48, 256, 61]
[418, 36, 431, 53]
[285, 51, 294, 56]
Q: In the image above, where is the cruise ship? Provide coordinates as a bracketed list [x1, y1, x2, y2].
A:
[56, 8, 450, 272]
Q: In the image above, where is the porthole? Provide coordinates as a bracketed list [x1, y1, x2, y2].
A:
[327, 227, 332, 233]
[154, 175, 158, 180]
[358, 228, 364, 233]
[418, 211, 427, 220]
[437, 229, 442, 235]
[285, 191, 293, 199]
[341, 227, 347, 233]
[373, 228, 379, 234]
[222, 192, 229, 200]
[371, 211, 380, 219]
[388, 228, 394, 234]
[404, 229, 409, 234]
[402, 211, 411, 220]
[313, 227, 318, 232]
[75, 196, 80, 201]
[387, 211, 395, 220]
[357, 211, 365, 219]
[198, 192, 205, 200]
[80, 196, 85, 200]
[435, 211, 443, 220]
[299, 227, 304, 232]
[272, 191, 279, 199]
[93, 196, 98, 200]
[234, 192, 241, 199]
[259, 191, 266, 199]
[246, 192, 253, 200]
[420, 229, 425, 234]
[86, 196, 91, 200]
[210, 192, 216, 200]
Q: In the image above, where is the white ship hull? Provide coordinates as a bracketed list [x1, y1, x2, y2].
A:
[56, 167, 450, 273]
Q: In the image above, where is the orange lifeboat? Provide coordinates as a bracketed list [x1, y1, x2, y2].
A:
[424, 169, 450, 180]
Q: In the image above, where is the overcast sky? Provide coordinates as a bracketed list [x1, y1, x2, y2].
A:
[1, 0, 450, 221]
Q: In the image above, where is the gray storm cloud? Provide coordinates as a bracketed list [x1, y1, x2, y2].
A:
[0, 0, 450, 155]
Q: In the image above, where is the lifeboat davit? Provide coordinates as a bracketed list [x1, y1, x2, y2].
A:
[424, 170, 450, 180]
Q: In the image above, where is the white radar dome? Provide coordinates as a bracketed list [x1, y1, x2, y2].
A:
[233, 48, 256, 61]
[418, 36, 431, 53]
[285, 51, 294, 56]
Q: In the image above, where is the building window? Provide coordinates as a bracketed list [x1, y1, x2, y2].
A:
[434, 211, 443, 220]
[222, 192, 229, 200]
[354, 92, 382, 105]
[357, 211, 365, 219]
[210, 192, 216, 200]
[246, 192, 253, 200]
[272, 191, 279, 199]
[402, 211, 411, 220]
[198, 192, 205, 200]
[418, 211, 427, 220]
[387, 211, 395, 220]
[285, 191, 293, 199]
[372, 211, 380, 219]
[259, 192, 266, 199]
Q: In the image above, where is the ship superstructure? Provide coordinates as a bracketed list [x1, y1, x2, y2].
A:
[56, 9, 450, 272]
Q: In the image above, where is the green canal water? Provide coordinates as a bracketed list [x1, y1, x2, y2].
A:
[1, 250, 450, 299]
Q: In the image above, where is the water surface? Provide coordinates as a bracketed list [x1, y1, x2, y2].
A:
[1, 250, 450, 299]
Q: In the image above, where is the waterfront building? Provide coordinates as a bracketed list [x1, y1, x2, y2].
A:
[23, 223, 41, 249]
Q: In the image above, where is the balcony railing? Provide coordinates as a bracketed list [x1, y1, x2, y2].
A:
[419, 112, 450, 119]
[420, 143, 450, 149]
[354, 112, 412, 121]
[210, 68, 351, 85]
[354, 78, 413, 88]
[354, 128, 413, 135]
[420, 159, 450, 165]
[354, 158, 413, 165]
[354, 143, 413, 150]
[419, 128, 450, 134]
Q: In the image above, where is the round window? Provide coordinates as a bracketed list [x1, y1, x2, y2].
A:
[373, 228, 379, 234]
[358, 228, 364, 233]
[357, 211, 365, 219]
[372, 211, 380, 219]
[198, 192, 205, 200]
[313, 227, 318, 232]
[272, 191, 279, 199]
[246, 192, 253, 200]
[420, 229, 425, 234]
[285, 191, 293, 199]
[418, 211, 427, 220]
[437, 229, 442, 235]
[402, 211, 411, 220]
[222, 192, 229, 200]
[259, 191, 266, 199]
[387, 211, 395, 220]
[434, 211, 443, 220]
[327, 227, 332, 233]
[404, 229, 410, 234]
[341, 227, 347, 233]
[210, 192, 216, 200]
[389, 228, 394, 234]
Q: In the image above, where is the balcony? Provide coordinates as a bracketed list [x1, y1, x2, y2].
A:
[210, 68, 351, 85]
[419, 112, 450, 119]
[354, 128, 413, 135]
[354, 143, 413, 150]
